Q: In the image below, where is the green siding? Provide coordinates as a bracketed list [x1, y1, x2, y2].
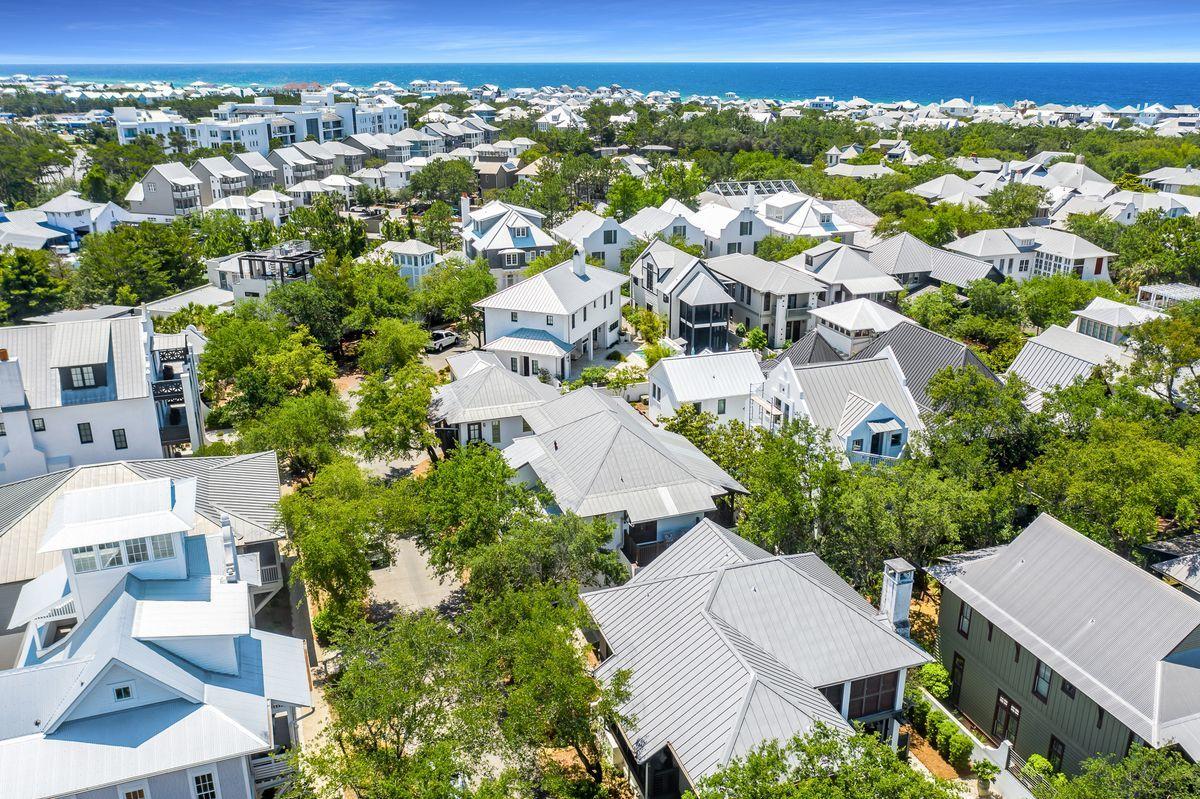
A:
[936, 587, 1133, 774]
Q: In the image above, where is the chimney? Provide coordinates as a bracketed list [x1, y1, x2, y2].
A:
[459, 192, 471, 222]
[879, 558, 915, 637]
[221, 515, 240, 584]
[572, 249, 586, 276]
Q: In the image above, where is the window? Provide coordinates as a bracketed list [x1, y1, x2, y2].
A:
[1014, 643, 1021, 663]
[957, 601, 972, 638]
[113, 683, 133, 702]
[32, 417, 45, 432]
[726, 242, 741, 254]
[1126, 730, 1145, 756]
[1032, 660, 1051, 702]
[124, 538, 150, 564]
[78, 422, 93, 444]
[739, 220, 753, 236]
[603, 229, 617, 245]
[717, 398, 726, 415]
[889, 432, 902, 448]
[99, 540, 124, 568]
[510, 357, 518, 372]
[122, 786, 148, 799]
[1048, 736, 1065, 772]
[819, 683, 845, 712]
[991, 691, 1021, 743]
[692, 402, 702, 413]
[510, 311, 518, 322]
[113, 428, 128, 450]
[70, 365, 97, 388]
[71, 546, 98, 573]
[847, 672, 898, 718]
[491, 420, 501, 444]
[151, 534, 176, 560]
[467, 422, 482, 442]
[0, 421, 4, 437]
[545, 314, 554, 326]
[1061, 679, 1076, 699]
[852, 438, 863, 452]
[192, 772, 219, 799]
[571, 313, 576, 328]
[672, 225, 686, 238]
[505, 252, 520, 266]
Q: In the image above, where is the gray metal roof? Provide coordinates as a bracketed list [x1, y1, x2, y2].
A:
[432, 361, 560, 425]
[503, 388, 744, 522]
[1006, 325, 1131, 409]
[853, 321, 999, 411]
[649, 351, 763, 402]
[868, 232, 999, 289]
[707, 254, 826, 296]
[761, 330, 842, 373]
[0, 317, 148, 410]
[928, 514, 1200, 754]
[582, 522, 928, 783]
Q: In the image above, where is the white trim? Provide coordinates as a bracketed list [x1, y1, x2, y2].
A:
[119, 780, 152, 799]
[187, 765, 223, 799]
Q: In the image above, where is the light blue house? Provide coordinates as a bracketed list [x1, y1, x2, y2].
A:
[752, 349, 923, 466]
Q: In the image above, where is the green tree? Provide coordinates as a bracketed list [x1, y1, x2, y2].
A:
[266, 276, 349, 351]
[1123, 303, 1200, 407]
[352, 363, 440, 463]
[739, 419, 845, 555]
[72, 220, 203, 304]
[416, 255, 495, 342]
[605, 173, 647, 221]
[419, 200, 456, 253]
[0, 125, 72, 205]
[523, 241, 578, 277]
[985, 182, 1045, 227]
[278, 194, 368, 259]
[755, 235, 818, 262]
[0, 248, 66, 324]
[358, 318, 431, 374]
[692, 724, 961, 799]
[743, 327, 769, 350]
[408, 157, 478, 204]
[1018, 273, 1127, 331]
[152, 303, 222, 334]
[1040, 745, 1200, 799]
[341, 255, 415, 331]
[410, 443, 533, 577]
[236, 390, 350, 476]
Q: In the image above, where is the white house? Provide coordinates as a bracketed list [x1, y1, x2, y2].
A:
[755, 351, 924, 466]
[647, 350, 764, 424]
[0, 314, 206, 484]
[946, 227, 1115, 282]
[628, 240, 735, 353]
[755, 191, 864, 243]
[620, 203, 705, 248]
[0, 472, 310, 799]
[808, 298, 913, 356]
[706, 253, 828, 347]
[502, 387, 744, 566]
[373, 239, 443, 287]
[785, 241, 903, 305]
[1140, 165, 1200, 193]
[476, 252, 627, 380]
[552, 209, 631, 270]
[431, 351, 559, 448]
[692, 202, 766, 256]
[461, 200, 557, 287]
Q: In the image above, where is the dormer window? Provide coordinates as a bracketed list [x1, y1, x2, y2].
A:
[70, 365, 97, 388]
[113, 683, 133, 702]
[71, 546, 98, 573]
[512, 226, 529, 238]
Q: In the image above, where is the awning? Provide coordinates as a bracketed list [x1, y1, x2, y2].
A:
[867, 419, 902, 433]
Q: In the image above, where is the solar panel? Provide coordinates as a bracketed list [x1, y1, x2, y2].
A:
[707, 179, 800, 197]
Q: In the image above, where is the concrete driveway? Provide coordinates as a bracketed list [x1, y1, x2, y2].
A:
[370, 538, 460, 617]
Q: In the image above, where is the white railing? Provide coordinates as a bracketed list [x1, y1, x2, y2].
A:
[36, 598, 76, 622]
[250, 753, 292, 788]
[259, 563, 282, 585]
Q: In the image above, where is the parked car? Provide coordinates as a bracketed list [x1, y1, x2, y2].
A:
[426, 329, 459, 352]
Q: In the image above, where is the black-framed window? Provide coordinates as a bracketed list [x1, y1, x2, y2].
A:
[957, 600, 972, 638]
[113, 428, 128, 450]
[717, 398, 726, 415]
[78, 422, 93, 444]
[1048, 736, 1065, 772]
[32, 417, 45, 432]
[1061, 679, 1076, 699]
[848, 672, 898, 719]
[0, 421, 5, 437]
[69, 365, 97, 388]
[992, 691, 1021, 743]
[1032, 660, 1051, 702]
[466, 422, 482, 441]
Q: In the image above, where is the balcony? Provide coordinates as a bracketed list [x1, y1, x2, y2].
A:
[847, 451, 900, 467]
[152, 378, 184, 402]
[250, 752, 292, 791]
[621, 526, 685, 568]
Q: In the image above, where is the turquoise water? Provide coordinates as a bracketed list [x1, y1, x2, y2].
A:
[3, 63, 1200, 106]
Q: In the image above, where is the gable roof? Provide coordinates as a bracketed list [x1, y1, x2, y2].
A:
[762, 330, 843, 372]
[868, 232, 999, 289]
[707, 254, 825, 296]
[582, 522, 928, 783]
[809, 298, 912, 333]
[649, 351, 763, 402]
[853, 321, 999, 411]
[928, 514, 1200, 756]
[502, 388, 744, 522]
[475, 259, 627, 315]
[432, 361, 559, 424]
[1005, 325, 1131, 410]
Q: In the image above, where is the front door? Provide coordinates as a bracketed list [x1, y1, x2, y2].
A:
[992, 691, 1021, 744]
[521, 356, 530, 376]
[950, 653, 965, 707]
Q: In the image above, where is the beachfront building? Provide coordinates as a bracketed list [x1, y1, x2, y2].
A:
[0, 314, 206, 484]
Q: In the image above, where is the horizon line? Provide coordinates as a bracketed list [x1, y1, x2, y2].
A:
[5, 59, 1200, 66]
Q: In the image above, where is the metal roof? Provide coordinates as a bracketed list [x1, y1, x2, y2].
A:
[868, 232, 999, 289]
[854, 321, 1000, 411]
[432, 361, 560, 425]
[928, 514, 1200, 755]
[503, 388, 744, 523]
[38, 478, 197, 553]
[1006, 325, 1131, 409]
[582, 521, 928, 783]
[484, 329, 572, 358]
[476, 260, 627, 315]
[761, 330, 842, 372]
[649, 350, 763, 402]
[707, 254, 826, 296]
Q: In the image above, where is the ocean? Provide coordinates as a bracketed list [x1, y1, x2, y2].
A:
[3, 63, 1199, 107]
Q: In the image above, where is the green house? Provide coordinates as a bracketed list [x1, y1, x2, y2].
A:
[928, 514, 1200, 775]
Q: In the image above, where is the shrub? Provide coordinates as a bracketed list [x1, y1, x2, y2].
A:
[920, 662, 952, 701]
[204, 404, 232, 430]
[936, 718, 958, 760]
[606, 350, 625, 361]
[909, 694, 931, 736]
[312, 605, 358, 648]
[926, 709, 947, 748]
[949, 732, 973, 771]
[743, 327, 769, 351]
[1023, 753, 1056, 783]
[973, 759, 1000, 784]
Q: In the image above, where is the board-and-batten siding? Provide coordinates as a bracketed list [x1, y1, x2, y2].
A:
[937, 586, 1133, 775]
[72, 755, 251, 799]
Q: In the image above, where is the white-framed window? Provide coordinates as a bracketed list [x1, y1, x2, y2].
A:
[726, 242, 741, 254]
[672, 225, 685, 238]
[124, 538, 150, 564]
[189, 768, 220, 799]
[120, 781, 150, 799]
[151, 534, 176, 560]
[98, 540, 124, 569]
[71, 546, 98, 573]
[69, 365, 97, 388]
[491, 420, 501, 444]
[505, 252, 520, 266]
[112, 682, 134, 703]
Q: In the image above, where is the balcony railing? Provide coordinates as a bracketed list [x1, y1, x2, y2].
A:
[35, 597, 77, 623]
[847, 451, 900, 467]
[259, 563, 283, 585]
[250, 753, 293, 790]
[152, 378, 184, 402]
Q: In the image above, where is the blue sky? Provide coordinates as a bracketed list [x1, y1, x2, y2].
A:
[3, 0, 1200, 63]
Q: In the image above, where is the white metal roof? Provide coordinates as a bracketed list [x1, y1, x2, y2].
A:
[38, 478, 197, 553]
[476, 259, 627, 315]
[649, 350, 763, 402]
